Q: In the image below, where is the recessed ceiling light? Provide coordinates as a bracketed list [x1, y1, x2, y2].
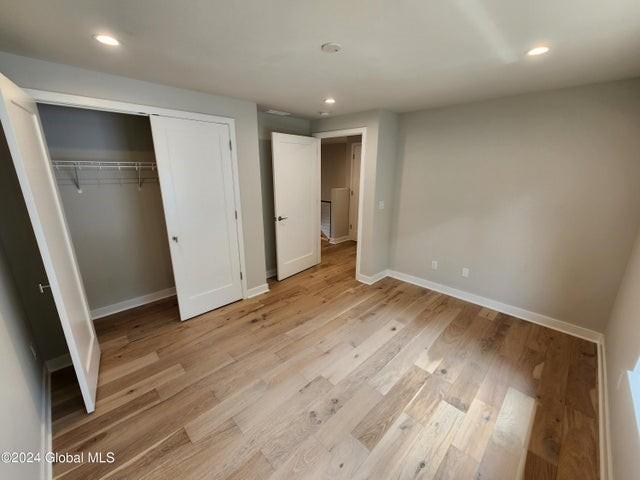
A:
[94, 34, 120, 46]
[527, 46, 549, 56]
[324, 98, 336, 105]
[318, 112, 330, 117]
[321, 42, 342, 53]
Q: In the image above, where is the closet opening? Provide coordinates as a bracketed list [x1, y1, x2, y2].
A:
[1, 79, 247, 414]
[37, 104, 175, 321]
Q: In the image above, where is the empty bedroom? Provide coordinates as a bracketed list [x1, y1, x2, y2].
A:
[1, 1, 639, 479]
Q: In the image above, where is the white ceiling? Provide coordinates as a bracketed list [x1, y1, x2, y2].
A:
[1, 0, 639, 118]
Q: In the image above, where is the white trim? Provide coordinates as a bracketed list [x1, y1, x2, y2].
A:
[266, 268, 277, 279]
[313, 128, 367, 285]
[329, 235, 352, 245]
[45, 353, 72, 372]
[90, 287, 176, 320]
[246, 283, 269, 298]
[349, 142, 362, 242]
[356, 270, 388, 285]
[27, 89, 249, 301]
[26, 89, 233, 125]
[40, 365, 52, 480]
[386, 269, 604, 344]
[225, 122, 249, 299]
[598, 342, 613, 480]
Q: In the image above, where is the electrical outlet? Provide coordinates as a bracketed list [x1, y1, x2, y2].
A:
[461, 267, 470, 278]
[29, 343, 38, 361]
[378, 200, 385, 210]
[431, 260, 438, 270]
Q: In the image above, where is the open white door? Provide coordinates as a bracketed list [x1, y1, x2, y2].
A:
[349, 143, 362, 241]
[150, 116, 243, 320]
[272, 133, 320, 280]
[0, 74, 100, 413]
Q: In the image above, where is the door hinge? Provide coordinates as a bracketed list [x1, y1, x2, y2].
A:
[229, 140, 232, 150]
[240, 271, 243, 280]
[234, 210, 238, 220]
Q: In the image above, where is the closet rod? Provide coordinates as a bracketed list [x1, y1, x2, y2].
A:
[51, 160, 157, 170]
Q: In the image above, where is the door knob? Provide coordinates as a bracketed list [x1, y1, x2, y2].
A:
[277, 216, 288, 221]
[172, 236, 179, 243]
[38, 283, 51, 294]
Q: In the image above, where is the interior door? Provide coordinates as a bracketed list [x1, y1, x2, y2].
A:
[150, 116, 243, 320]
[0, 73, 100, 413]
[272, 133, 320, 280]
[349, 143, 362, 241]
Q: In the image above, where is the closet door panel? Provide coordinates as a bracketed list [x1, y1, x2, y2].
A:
[0, 73, 100, 413]
[150, 116, 242, 320]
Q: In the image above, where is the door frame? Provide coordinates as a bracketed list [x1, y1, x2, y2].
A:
[312, 127, 367, 281]
[25, 89, 249, 299]
[349, 142, 362, 241]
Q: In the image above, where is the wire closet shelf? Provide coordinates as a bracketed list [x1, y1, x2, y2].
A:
[51, 159, 158, 192]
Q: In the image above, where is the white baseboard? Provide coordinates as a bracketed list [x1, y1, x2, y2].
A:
[385, 269, 604, 344]
[329, 235, 352, 245]
[45, 353, 72, 372]
[356, 270, 388, 285]
[90, 287, 176, 320]
[41, 365, 52, 480]
[266, 268, 277, 279]
[246, 283, 269, 298]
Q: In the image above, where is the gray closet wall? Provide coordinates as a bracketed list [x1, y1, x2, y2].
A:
[39, 104, 174, 314]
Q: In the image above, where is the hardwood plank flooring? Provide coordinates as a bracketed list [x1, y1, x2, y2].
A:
[51, 241, 599, 479]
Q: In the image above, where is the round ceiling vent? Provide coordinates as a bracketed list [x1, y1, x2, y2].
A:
[321, 42, 342, 53]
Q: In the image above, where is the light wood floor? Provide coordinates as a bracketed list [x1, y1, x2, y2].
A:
[51, 241, 599, 480]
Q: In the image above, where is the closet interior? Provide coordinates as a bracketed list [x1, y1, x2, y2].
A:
[38, 104, 175, 321]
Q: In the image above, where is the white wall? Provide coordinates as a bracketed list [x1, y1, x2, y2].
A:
[38, 104, 174, 312]
[391, 79, 640, 332]
[605, 227, 640, 480]
[257, 112, 310, 275]
[0, 51, 268, 290]
[0, 241, 45, 480]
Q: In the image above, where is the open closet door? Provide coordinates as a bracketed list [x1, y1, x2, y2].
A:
[271, 133, 320, 280]
[150, 116, 243, 320]
[0, 73, 100, 413]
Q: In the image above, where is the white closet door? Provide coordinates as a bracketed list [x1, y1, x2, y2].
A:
[272, 133, 320, 280]
[150, 116, 242, 320]
[0, 73, 100, 412]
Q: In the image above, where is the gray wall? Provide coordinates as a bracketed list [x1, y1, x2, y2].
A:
[257, 112, 310, 275]
[312, 110, 400, 276]
[391, 79, 640, 332]
[0, 241, 45, 480]
[0, 51, 268, 291]
[321, 143, 348, 201]
[38, 104, 174, 312]
[605, 227, 640, 480]
[0, 126, 67, 360]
